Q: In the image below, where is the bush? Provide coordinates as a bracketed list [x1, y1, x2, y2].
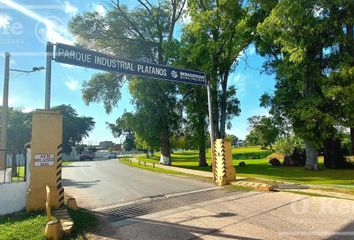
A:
[275, 136, 304, 155]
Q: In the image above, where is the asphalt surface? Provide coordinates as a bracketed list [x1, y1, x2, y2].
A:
[62, 159, 213, 209]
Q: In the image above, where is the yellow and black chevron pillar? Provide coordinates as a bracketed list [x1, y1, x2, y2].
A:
[214, 139, 236, 186]
[57, 144, 64, 207]
[214, 139, 227, 186]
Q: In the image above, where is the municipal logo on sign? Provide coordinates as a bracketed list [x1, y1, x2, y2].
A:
[34, 154, 55, 167]
[171, 70, 178, 79]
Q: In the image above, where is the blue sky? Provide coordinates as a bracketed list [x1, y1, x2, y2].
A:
[0, 0, 274, 144]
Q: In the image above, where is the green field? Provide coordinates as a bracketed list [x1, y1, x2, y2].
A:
[136, 147, 354, 189]
[0, 212, 47, 240]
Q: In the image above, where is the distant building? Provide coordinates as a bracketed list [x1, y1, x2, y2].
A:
[99, 141, 114, 149]
[112, 144, 122, 151]
[237, 140, 245, 146]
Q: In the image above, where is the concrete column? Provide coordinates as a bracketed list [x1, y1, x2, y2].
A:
[26, 110, 63, 212]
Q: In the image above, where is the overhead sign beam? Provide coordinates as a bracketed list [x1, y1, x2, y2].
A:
[54, 43, 206, 86]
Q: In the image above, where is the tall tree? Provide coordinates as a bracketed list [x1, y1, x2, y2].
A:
[69, 0, 187, 165]
[52, 105, 95, 154]
[181, 86, 209, 166]
[320, 0, 354, 155]
[108, 111, 160, 153]
[183, 0, 251, 140]
[5, 108, 32, 150]
[255, 0, 348, 169]
[256, 0, 354, 168]
[247, 115, 279, 151]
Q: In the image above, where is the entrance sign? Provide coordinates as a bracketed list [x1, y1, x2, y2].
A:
[54, 43, 206, 86]
[45, 42, 214, 179]
[34, 153, 54, 167]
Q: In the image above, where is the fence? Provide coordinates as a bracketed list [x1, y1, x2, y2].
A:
[0, 148, 27, 183]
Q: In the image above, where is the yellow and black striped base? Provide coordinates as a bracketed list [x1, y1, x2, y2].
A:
[214, 139, 227, 186]
[56, 144, 64, 207]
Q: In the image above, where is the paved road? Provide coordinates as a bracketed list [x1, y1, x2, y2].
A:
[111, 191, 354, 240]
[62, 159, 213, 209]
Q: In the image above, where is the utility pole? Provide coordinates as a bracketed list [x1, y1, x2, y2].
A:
[207, 79, 215, 180]
[0, 52, 10, 171]
[45, 42, 53, 109]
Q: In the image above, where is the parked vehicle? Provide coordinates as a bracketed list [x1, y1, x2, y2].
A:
[79, 151, 94, 161]
[107, 153, 116, 159]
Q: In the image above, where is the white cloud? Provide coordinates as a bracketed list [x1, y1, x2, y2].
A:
[64, 1, 78, 15]
[22, 107, 33, 113]
[42, 17, 74, 44]
[0, 14, 11, 29]
[232, 73, 247, 98]
[65, 78, 79, 91]
[92, 4, 106, 17]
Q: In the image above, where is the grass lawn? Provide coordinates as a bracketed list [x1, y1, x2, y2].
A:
[0, 211, 47, 240]
[136, 147, 354, 190]
[4, 166, 26, 182]
[120, 158, 193, 176]
[63, 161, 73, 166]
[0, 208, 99, 240]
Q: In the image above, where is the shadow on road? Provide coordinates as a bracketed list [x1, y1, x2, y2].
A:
[62, 178, 100, 188]
[90, 212, 258, 240]
[328, 220, 354, 240]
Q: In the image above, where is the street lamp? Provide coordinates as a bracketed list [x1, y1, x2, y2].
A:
[0, 52, 45, 171]
[9, 66, 45, 73]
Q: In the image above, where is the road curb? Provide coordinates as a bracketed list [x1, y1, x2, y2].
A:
[231, 180, 274, 191]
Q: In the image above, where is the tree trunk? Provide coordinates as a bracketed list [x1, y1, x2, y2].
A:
[269, 144, 274, 153]
[150, 148, 154, 157]
[304, 140, 319, 170]
[212, 80, 219, 139]
[350, 127, 354, 155]
[219, 74, 228, 138]
[159, 124, 171, 165]
[198, 125, 208, 167]
[198, 144, 207, 167]
[324, 138, 346, 169]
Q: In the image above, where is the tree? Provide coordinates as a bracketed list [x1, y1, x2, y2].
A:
[179, 86, 209, 166]
[255, 0, 351, 169]
[245, 130, 261, 146]
[228, 134, 239, 147]
[319, 0, 354, 155]
[123, 132, 136, 151]
[108, 112, 138, 152]
[247, 115, 279, 151]
[52, 105, 95, 154]
[4, 108, 32, 150]
[70, 0, 187, 165]
[275, 136, 304, 156]
[0, 108, 31, 176]
[182, 0, 253, 141]
[109, 111, 160, 155]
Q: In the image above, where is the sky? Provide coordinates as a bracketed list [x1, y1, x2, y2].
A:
[0, 0, 275, 144]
